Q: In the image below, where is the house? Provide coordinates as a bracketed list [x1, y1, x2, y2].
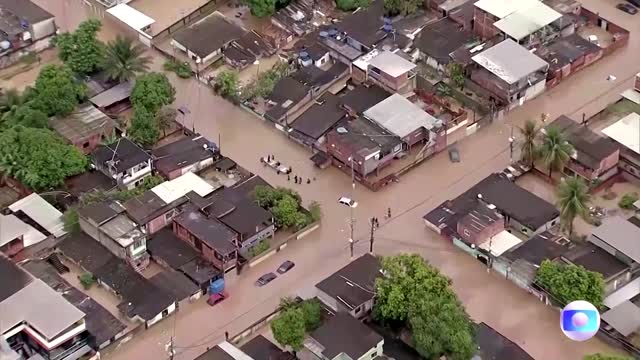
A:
[240, 335, 295, 360]
[333, 0, 386, 54]
[297, 41, 332, 68]
[49, 103, 118, 154]
[363, 93, 446, 151]
[413, 17, 474, 72]
[456, 203, 505, 246]
[91, 137, 153, 189]
[589, 216, 640, 269]
[57, 233, 176, 328]
[315, 253, 381, 318]
[22, 259, 127, 350]
[0, 254, 92, 360]
[600, 299, 640, 342]
[173, 205, 240, 272]
[271, 0, 316, 37]
[543, 115, 619, 183]
[202, 175, 275, 255]
[89, 80, 134, 116]
[352, 49, 417, 94]
[339, 84, 391, 116]
[536, 34, 602, 88]
[123, 172, 215, 234]
[305, 312, 384, 360]
[470, 39, 548, 109]
[77, 200, 149, 271]
[1, 193, 66, 257]
[424, 173, 560, 237]
[149, 269, 201, 308]
[171, 12, 246, 68]
[602, 112, 640, 183]
[152, 135, 219, 180]
[475, 322, 534, 360]
[562, 242, 630, 294]
[194, 341, 253, 360]
[289, 93, 347, 148]
[223, 31, 276, 69]
[0, 0, 56, 66]
[326, 116, 403, 177]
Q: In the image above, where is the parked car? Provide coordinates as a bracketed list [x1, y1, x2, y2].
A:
[617, 3, 638, 13]
[255, 272, 277, 286]
[277, 260, 295, 274]
[338, 197, 358, 208]
[207, 291, 228, 306]
[448, 148, 460, 163]
[626, 0, 640, 7]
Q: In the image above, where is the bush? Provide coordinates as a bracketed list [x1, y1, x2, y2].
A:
[535, 260, 605, 309]
[619, 192, 639, 209]
[248, 240, 270, 258]
[308, 201, 321, 222]
[79, 273, 95, 290]
[62, 208, 80, 234]
[163, 60, 192, 78]
[335, 0, 369, 11]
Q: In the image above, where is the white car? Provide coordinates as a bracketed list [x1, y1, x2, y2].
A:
[338, 197, 358, 208]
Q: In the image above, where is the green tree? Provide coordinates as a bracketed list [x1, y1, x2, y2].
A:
[584, 354, 633, 360]
[271, 308, 305, 352]
[299, 298, 322, 331]
[31, 65, 86, 116]
[249, 0, 277, 17]
[272, 195, 301, 228]
[130, 72, 176, 114]
[0, 126, 88, 190]
[336, 0, 370, 11]
[0, 88, 25, 113]
[103, 35, 151, 83]
[155, 106, 176, 137]
[2, 105, 48, 129]
[384, 0, 421, 15]
[539, 127, 573, 178]
[519, 119, 540, 166]
[128, 107, 160, 146]
[535, 260, 605, 309]
[215, 70, 240, 99]
[447, 63, 465, 90]
[556, 176, 590, 235]
[374, 254, 476, 360]
[53, 19, 104, 75]
[115, 175, 164, 201]
[62, 208, 80, 234]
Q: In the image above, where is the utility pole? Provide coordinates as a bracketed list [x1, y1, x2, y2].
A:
[168, 337, 175, 360]
[369, 217, 375, 253]
[508, 126, 514, 163]
[349, 157, 356, 259]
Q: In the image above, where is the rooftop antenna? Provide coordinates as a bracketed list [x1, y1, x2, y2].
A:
[109, 137, 122, 165]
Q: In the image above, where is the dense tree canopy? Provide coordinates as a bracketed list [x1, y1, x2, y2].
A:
[128, 106, 160, 146]
[0, 126, 87, 190]
[336, 0, 370, 11]
[271, 306, 306, 351]
[248, 0, 277, 17]
[130, 72, 176, 114]
[584, 354, 633, 360]
[374, 254, 476, 360]
[31, 65, 86, 116]
[384, 0, 421, 16]
[535, 260, 605, 309]
[215, 70, 240, 99]
[53, 19, 105, 75]
[2, 105, 48, 129]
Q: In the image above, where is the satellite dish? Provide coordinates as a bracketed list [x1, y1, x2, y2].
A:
[336, 127, 348, 134]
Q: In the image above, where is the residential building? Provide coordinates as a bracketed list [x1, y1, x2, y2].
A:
[544, 115, 619, 183]
[223, 31, 276, 70]
[456, 203, 505, 246]
[173, 205, 240, 272]
[602, 111, 640, 182]
[352, 50, 417, 94]
[152, 135, 219, 180]
[305, 312, 384, 360]
[149, 269, 201, 308]
[171, 12, 246, 68]
[240, 335, 295, 360]
[332, 0, 386, 54]
[470, 39, 548, 109]
[289, 93, 347, 148]
[315, 253, 381, 318]
[91, 137, 153, 189]
[475, 322, 535, 359]
[88, 80, 134, 116]
[57, 233, 176, 328]
[363, 93, 446, 151]
[0, 0, 56, 67]
[49, 103, 118, 154]
[0, 255, 92, 360]
[339, 84, 391, 116]
[589, 216, 640, 269]
[562, 242, 630, 294]
[297, 42, 332, 68]
[601, 300, 640, 341]
[123, 172, 216, 234]
[536, 34, 602, 88]
[194, 341, 253, 360]
[77, 200, 149, 271]
[413, 17, 474, 72]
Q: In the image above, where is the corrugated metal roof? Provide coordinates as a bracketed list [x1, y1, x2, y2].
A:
[473, 0, 539, 19]
[0, 214, 35, 247]
[9, 193, 66, 238]
[601, 300, 640, 336]
[364, 50, 416, 78]
[106, 4, 154, 30]
[591, 216, 640, 264]
[602, 112, 640, 154]
[493, 2, 561, 41]
[151, 172, 214, 204]
[363, 93, 439, 138]
[471, 39, 548, 84]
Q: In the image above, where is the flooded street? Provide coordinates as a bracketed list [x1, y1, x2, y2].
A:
[30, 0, 640, 358]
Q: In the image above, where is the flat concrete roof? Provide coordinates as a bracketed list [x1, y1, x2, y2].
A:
[473, 0, 539, 19]
[364, 93, 440, 138]
[9, 193, 66, 238]
[602, 112, 640, 155]
[107, 4, 155, 30]
[472, 39, 548, 84]
[494, 1, 561, 41]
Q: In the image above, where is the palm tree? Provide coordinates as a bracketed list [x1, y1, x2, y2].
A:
[103, 36, 151, 83]
[539, 127, 573, 178]
[519, 119, 540, 166]
[557, 176, 590, 235]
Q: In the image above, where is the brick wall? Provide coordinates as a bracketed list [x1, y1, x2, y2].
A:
[473, 7, 500, 40]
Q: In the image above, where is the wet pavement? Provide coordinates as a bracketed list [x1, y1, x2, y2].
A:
[30, 0, 640, 359]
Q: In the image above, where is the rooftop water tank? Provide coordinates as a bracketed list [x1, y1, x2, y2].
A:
[0, 41, 10, 50]
[209, 278, 225, 295]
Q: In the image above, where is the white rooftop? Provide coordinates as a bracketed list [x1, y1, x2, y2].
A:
[0, 279, 85, 341]
[0, 214, 46, 248]
[9, 193, 66, 238]
[364, 94, 440, 138]
[473, 0, 539, 19]
[217, 341, 254, 360]
[151, 172, 214, 204]
[493, 1, 561, 41]
[602, 112, 640, 154]
[354, 49, 417, 78]
[472, 39, 548, 84]
[478, 230, 522, 256]
[107, 4, 155, 31]
[591, 216, 640, 264]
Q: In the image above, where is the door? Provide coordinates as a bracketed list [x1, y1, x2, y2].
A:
[194, 238, 203, 252]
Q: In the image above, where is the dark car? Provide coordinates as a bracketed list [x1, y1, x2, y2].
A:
[448, 148, 460, 163]
[627, 0, 640, 7]
[277, 260, 295, 274]
[618, 3, 638, 13]
[255, 272, 277, 286]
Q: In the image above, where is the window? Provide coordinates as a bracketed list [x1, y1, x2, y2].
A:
[132, 239, 145, 251]
[164, 210, 175, 222]
[354, 306, 361, 314]
[82, 142, 90, 148]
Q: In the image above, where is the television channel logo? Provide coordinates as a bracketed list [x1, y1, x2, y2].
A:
[560, 300, 600, 341]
